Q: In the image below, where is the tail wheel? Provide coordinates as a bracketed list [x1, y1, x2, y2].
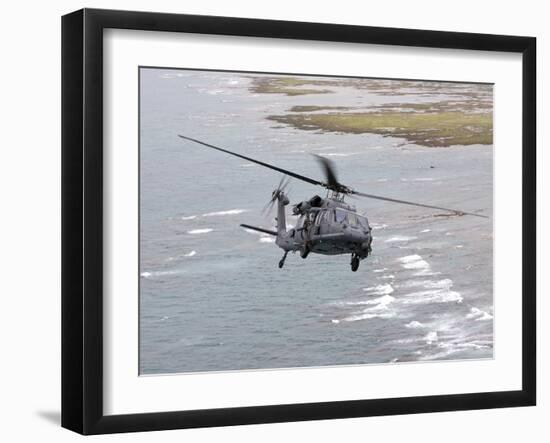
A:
[351, 255, 360, 272]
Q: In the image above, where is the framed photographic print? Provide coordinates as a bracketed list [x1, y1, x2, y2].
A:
[61, 8, 536, 435]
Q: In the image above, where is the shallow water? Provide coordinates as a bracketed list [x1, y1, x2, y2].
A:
[139, 69, 493, 374]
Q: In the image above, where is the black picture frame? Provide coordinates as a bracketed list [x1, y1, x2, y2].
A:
[62, 8, 536, 435]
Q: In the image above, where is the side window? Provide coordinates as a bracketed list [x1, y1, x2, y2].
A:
[314, 211, 322, 225]
[335, 210, 347, 223]
[348, 213, 358, 226]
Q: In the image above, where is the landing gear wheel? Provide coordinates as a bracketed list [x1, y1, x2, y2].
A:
[351, 255, 360, 272]
[300, 246, 310, 259]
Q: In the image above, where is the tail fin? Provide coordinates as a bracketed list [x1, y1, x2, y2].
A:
[276, 193, 289, 235]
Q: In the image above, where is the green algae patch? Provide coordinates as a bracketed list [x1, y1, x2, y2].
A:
[249, 77, 334, 96]
[289, 105, 352, 112]
[267, 111, 493, 147]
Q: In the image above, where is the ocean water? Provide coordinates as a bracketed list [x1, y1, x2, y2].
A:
[139, 68, 493, 374]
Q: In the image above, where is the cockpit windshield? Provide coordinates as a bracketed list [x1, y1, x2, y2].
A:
[334, 209, 369, 228]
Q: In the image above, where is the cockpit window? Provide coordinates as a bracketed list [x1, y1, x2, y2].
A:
[348, 213, 358, 226]
[335, 209, 347, 223]
[357, 216, 368, 228]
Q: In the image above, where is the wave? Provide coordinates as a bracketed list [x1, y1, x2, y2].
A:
[399, 278, 462, 304]
[402, 279, 453, 290]
[420, 340, 492, 360]
[318, 152, 358, 157]
[424, 331, 438, 344]
[342, 294, 397, 322]
[466, 307, 493, 321]
[405, 320, 426, 329]
[402, 288, 463, 305]
[385, 236, 417, 243]
[202, 209, 249, 217]
[180, 215, 197, 220]
[187, 229, 213, 235]
[363, 283, 394, 295]
[259, 237, 275, 243]
[166, 250, 197, 261]
[141, 269, 180, 279]
[398, 254, 439, 276]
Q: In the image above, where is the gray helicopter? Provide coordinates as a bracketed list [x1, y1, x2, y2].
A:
[178, 135, 487, 272]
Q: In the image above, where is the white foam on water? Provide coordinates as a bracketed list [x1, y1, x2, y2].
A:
[187, 229, 213, 235]
[402, 279, 453, 290]
[399, 278, 462, 304]
[363, 283, 394, 295]
[318, 152, 358, 157]
[385, 236, 417, 243]
[365, 294, 395, 306]
[240, 163, 254, 167]
[398, 255, 439, 276]
[202, 209, 249, 217]
[420, 229, 431, 233]
[331, 319, 340, 324]
[140, 270, 180, 279]
[342, 294, 397, 322]
[402, 289, 463, 305]
[370, 223, 388, 230]
[181, 215, 197, 220]
[372, 268, 388, 273]
[405, 320, 426, 329]
[259, 237, 276, 243]
[378, 274, 395, 280]
[466, 307, 493, 321]
[166, 250, 197, 261]
[399, 254, 423, 264]
[424, 331, 438, 344]
[420, 341, 491, 360]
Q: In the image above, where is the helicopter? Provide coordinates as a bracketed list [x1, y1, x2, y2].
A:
[178, 135, 488, 272]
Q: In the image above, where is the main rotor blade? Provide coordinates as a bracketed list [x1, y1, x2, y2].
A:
[313, 154, 340, 189]
[352, 191, 489, 218]
[178, 135, 324, 187]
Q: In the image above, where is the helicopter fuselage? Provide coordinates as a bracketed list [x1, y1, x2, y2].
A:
[275, 193, 372, 261]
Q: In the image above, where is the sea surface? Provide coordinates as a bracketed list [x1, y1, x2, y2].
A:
[139, 68, 493, 374]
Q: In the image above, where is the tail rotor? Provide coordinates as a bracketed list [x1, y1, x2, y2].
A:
[262, 175, 291, 217]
